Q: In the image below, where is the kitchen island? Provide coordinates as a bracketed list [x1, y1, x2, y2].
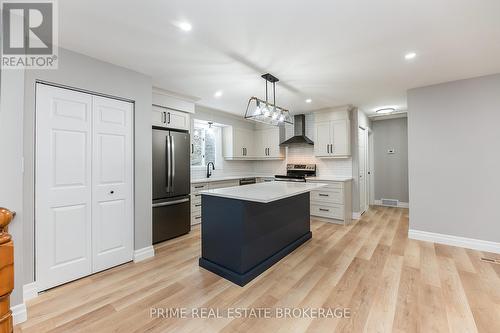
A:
[199, 181, 326, 286]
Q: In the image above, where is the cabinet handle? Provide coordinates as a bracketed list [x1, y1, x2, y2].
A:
[194, 185, 204, 189]
[319, 208, 330, 212]
[319, 194, 329, 197]
[195, 194, 201, 197]
[195, 204, 201, 207]
[194, 216, 201, 220]
[330, 144, 334, 153]
[167, 112, 171, 124]
[162, 112, 166, 123]
[326, 144, 330, 154]
[191, 144, 194, 154]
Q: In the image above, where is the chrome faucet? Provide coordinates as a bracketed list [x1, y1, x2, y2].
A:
[206, 162, 215, 178]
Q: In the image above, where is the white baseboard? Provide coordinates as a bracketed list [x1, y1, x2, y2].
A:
[408, 229, 500, 254]
[352, 212, 361, 220]
[374, 200, 409, 208]
[11, 303, 27, 325]
[133, 246, 155, 263]
[23, 282, 38, 301]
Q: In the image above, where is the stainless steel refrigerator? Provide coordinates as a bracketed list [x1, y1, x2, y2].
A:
[152, 128, 191, 243]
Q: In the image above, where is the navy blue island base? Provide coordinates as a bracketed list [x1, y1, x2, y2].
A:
[199, 192, 311, 286]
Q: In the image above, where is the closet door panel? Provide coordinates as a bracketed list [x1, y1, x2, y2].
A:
[92, 96, 134, 272]
[35, 84, 93, 291]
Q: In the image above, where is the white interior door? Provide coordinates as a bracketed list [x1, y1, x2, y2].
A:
[92, 96, 133, 272]
[358, 127, 368, 213]
[36, 84, 93, 290]
[36, 84, 134, 291]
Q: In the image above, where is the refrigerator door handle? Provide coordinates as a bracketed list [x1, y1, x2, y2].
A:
[152, 198, 189, 207]
[171, 134, 176, 193]
[166, 135, 171, 192]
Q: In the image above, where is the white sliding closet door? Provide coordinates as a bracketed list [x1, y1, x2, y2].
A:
[92, 96, 133, 272]
[36, 84, 133, 291]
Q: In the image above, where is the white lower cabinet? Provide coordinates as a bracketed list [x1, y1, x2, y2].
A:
[307, 180, 352, 225]
[190, 180, 240, 225]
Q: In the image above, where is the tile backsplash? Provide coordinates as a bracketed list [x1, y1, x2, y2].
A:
[192, 146, 352, 179]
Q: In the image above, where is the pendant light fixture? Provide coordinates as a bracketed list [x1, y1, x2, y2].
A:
[244, 73, 293, 126]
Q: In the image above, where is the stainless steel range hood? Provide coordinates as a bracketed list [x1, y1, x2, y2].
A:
[280, 114, 314, 146]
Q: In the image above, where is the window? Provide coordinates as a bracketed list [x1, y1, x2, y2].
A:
[191, 121, 221, 167]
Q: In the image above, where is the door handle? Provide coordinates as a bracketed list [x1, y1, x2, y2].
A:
[152, 198, 189, 207]
[166, 136, 171, 192]
[171, 135, 175, 193]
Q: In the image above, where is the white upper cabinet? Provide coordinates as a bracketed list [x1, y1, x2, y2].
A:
[223, 126, 284, 160]
[314, 110, 351, 158]
[314, 121, 331, 157]
[255, 127, 284, 159]
[152, 105, 190, 131]
[152, 88, 194, 131]
[223, 127, 254, 159]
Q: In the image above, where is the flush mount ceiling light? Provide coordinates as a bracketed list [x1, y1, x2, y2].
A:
[244, 73, 293, 126]
[375, 107, 396, 114]
[176, 21, 192, 32]
[214, 90, 223, 98]
[404, 52, 417, 60]
[305, 98, 312, 103]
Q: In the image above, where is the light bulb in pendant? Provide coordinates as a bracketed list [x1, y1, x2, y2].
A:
[263, 105, 270, 117]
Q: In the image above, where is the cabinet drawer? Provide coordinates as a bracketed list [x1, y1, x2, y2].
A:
[191, 193, 202, 204]
[191, 214, 202, 225]
[191, 201, 202, 210]
[191, 205, 202, 215]
[307, 181, 343, 190]
[311, 189, 343, 204]
[209, 180, 239, 189]
[191, 183, 209, 193]
[310, 204, 344, 220]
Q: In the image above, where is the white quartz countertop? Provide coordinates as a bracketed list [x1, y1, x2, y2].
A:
[200, 181, 327, 203]
[191, 175, 274, 184]
[306, 176, 353, 182]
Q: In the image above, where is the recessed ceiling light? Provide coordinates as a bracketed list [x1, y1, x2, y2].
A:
[214, 90, 223, 98]
[404, 52, 417, 60]
[305, 98, 312, 103]
[375, 107, 396, 114]
[177, 21, 192, 32]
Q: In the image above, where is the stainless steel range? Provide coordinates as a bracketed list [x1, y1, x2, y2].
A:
[275, 164, 316, 182]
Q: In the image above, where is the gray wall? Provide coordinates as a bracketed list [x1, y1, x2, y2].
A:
[0, 68, 25, 306]
[23, 48, 153, 285]
[373, 117, 409, 202]
[408, 73, 500, 242]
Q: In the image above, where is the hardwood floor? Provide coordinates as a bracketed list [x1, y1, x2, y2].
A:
[15, 206, 500, 333]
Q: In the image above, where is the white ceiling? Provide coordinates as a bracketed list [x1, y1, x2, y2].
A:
[59, 0, 500, 115]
